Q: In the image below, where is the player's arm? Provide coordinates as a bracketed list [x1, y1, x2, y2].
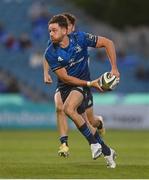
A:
[54, 67, 103, 91]
[96, 37, 120, 78]
[43, 59, 53, 84]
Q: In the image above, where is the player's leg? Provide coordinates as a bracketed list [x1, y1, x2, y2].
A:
[82, 112, 97, 135]
[55, 91, 68, 139]
[63, 90, 84, 127]
[84, 90, 116, 168]
[63, 89, 102, 159]
[85, 107, 109, 154]
[86, 107, 116, 168]
[54, 91, 69, 157]
[84, 89, 105, 135]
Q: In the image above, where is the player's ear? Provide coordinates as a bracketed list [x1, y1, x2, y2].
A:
[62, 27, 68, 35]
[72, 25, 75, 32]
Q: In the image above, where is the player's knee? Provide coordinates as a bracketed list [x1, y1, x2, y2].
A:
[92, 115, 101, 128]
[64, 104, 74, 117]
[91, 121, 97, 128]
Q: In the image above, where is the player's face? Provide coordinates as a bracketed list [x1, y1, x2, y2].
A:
[49, 23, 67, 43]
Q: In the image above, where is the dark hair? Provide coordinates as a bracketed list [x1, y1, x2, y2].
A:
[48, 15, 68, 29]
[62, 12, 76, 25]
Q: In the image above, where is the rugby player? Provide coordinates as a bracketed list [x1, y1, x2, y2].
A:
[44, 15, 120, 168]
[44, 13, 105, 157]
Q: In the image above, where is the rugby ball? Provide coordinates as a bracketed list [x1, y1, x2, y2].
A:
[99, 72, 119, 91]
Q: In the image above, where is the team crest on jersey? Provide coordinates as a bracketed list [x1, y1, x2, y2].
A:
[74, 44, 82, 53]
[58, 56, 64, 62]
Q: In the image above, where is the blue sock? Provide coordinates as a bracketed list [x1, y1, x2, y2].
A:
[60, 136, 68, 146]
[94, 130, 103, 144]
[94, 130, 110, 156]
[78, 123, 97, 145]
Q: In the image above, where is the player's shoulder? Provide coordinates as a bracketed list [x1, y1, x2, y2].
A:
[70, 30, 86, 38]
[45, 43, 57, 54]
[69, 31, 86, 44]
[44, 43, 58, 59]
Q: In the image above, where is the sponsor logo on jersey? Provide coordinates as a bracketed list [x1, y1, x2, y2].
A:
[68, 57, 84, 67]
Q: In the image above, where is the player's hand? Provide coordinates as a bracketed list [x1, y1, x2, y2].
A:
[110, 68, 120, 79]
[44, 74, 53, 84]
[90, 78, 104, 92]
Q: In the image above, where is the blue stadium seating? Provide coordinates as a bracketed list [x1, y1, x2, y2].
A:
[0, 0, 148, 99]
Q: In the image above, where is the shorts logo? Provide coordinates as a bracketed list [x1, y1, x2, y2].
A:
[77, 86, 83, 91]
[88, 99, 92, 106]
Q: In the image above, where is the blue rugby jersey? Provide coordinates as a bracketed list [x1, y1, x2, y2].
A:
[44, 31, 98, 90]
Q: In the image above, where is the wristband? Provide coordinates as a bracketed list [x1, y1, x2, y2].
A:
[87, 81, 91, 87]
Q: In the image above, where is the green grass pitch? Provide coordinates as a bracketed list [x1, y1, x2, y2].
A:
[0, 129, 149, 178]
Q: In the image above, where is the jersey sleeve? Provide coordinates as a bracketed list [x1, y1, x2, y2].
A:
[44, 49, 62, 72]
[81, 32, 98, 48]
